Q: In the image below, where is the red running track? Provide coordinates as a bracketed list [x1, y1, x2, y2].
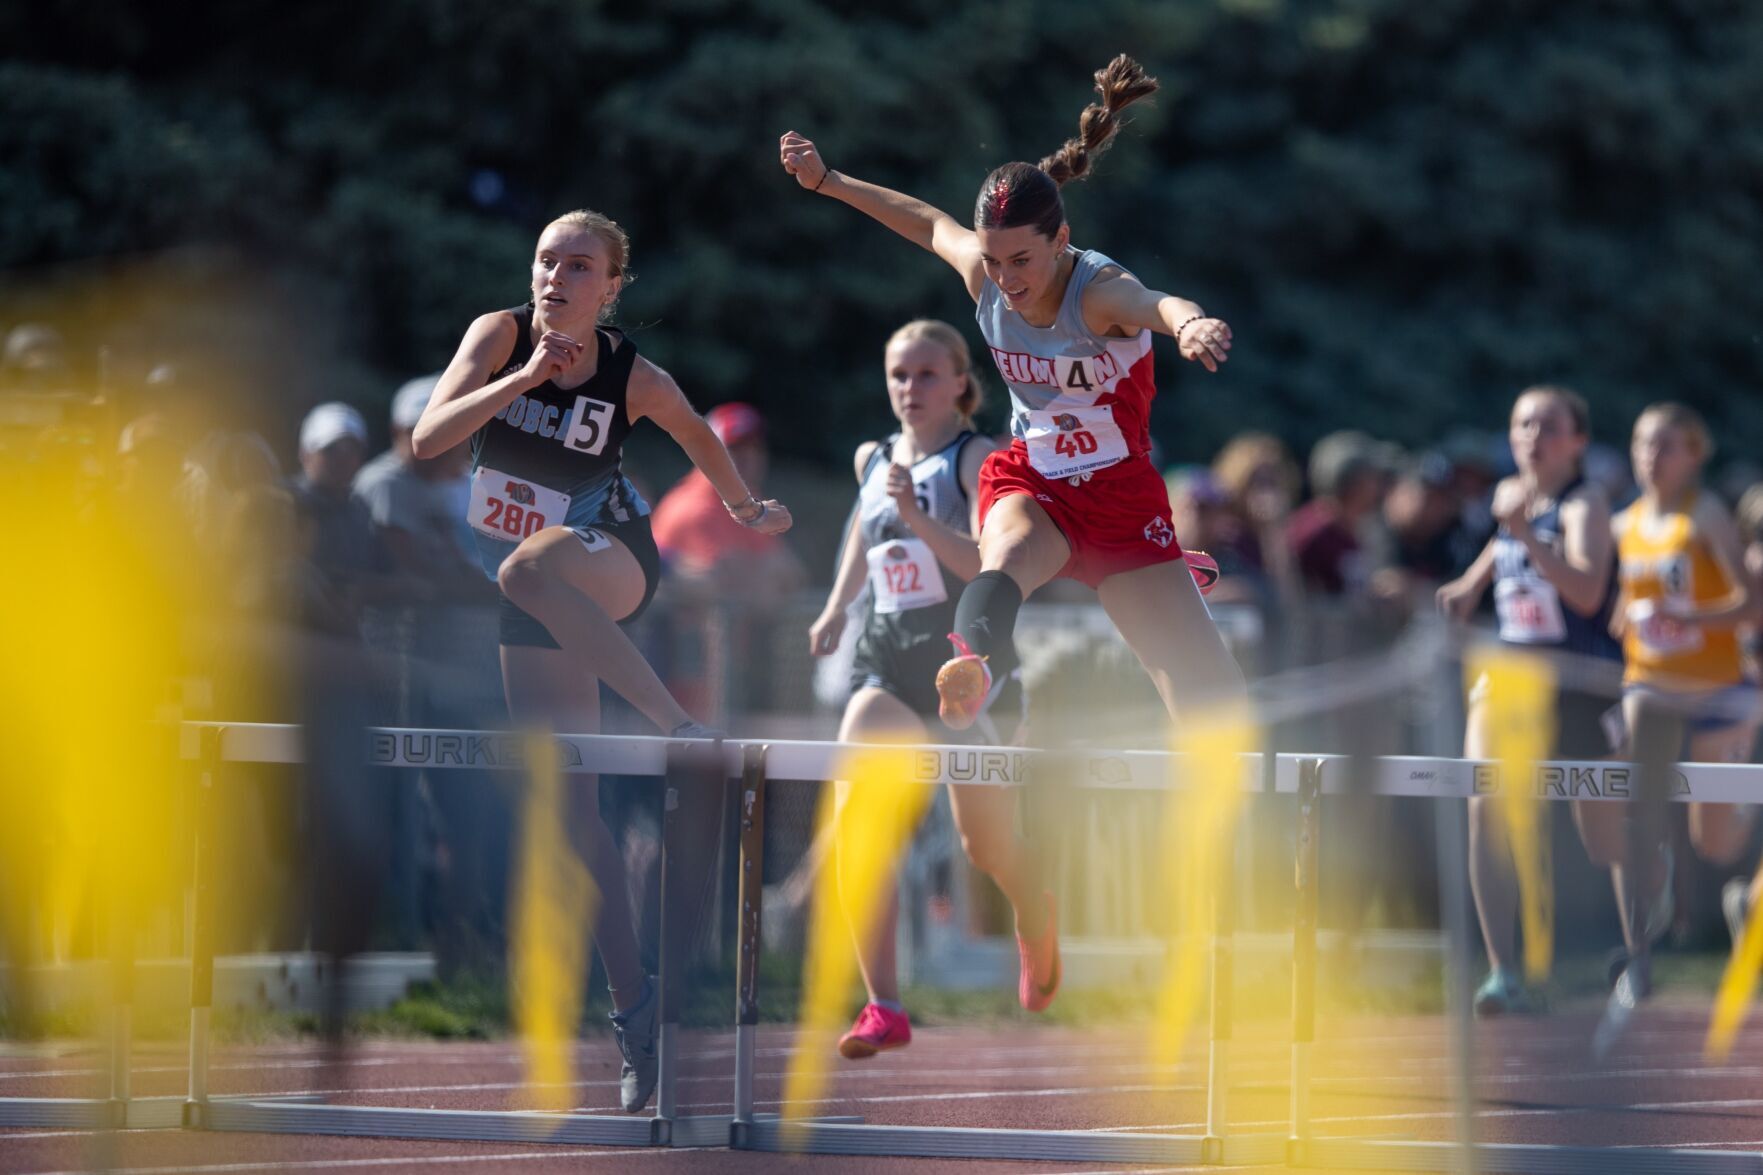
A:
[4, 998, 1763, 1173]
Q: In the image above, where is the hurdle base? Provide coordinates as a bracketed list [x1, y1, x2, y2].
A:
[0, 1095, 182, 1130]
[198, 1099, 666, 1146]
[739, 1122, 1285, 1165]
[1300, 1138, 1763, 1174]
[728, 1112, 865, 1150]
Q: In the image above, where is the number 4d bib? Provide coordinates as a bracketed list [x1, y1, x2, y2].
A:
[469, 466, 570, 541]
[1024, 404, 1127, 481]
[866, 538, 947, 614]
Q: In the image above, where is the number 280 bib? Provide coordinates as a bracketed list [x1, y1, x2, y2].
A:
[469, 466, 570, 541]
[1023, 404, 1128, 481]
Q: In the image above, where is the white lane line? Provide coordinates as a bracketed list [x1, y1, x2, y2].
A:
[24, 1149, 674, 1175]
[1096, 1093, 1763, 1136]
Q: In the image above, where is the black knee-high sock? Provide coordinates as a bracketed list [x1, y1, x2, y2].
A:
[952, 570, 1023, 679]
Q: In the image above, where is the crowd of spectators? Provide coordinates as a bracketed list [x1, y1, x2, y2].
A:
[14, 313, 1763, 964]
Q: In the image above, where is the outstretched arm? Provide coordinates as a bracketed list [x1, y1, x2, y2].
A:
[627, 359, 791, 535]
[1082, 270, 1233, 372]
[780, 131, 987, 302]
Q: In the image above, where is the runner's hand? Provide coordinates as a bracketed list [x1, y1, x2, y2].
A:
[521, 330, 582, 387]
[1436, 576, 1479, 622]
[1177, 317, 1232, 372]
[1491, 480, 1533, 536]
[884, 463, 923, 522]
[808, 608, 845, 657]
[740, 499, 793, 535]
[780, 131, 830, 192]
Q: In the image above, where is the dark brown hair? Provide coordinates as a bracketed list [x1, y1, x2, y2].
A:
[974, 55, 1159, 238]
[1515, 384, 1590, 437]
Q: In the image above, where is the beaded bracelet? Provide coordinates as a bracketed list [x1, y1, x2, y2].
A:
[1175, 314, 1206, 341]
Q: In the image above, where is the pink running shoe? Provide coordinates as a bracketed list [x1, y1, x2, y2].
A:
[935, 633, 993, 731]
[1017, 891, 1062, 1013]
[1184, 550, 1220, 596]
[838, 1002, 912, 1059]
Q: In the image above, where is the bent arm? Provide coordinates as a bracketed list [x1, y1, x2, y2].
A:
[898, 437, 994, 581]
[1689, 496, 1753, 626]
[1526, 491, 1614, 617]
[627, 360, 758, 509]
[412, 312, 528, 458]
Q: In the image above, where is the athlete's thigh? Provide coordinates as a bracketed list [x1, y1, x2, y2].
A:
[978, 493, 1070, 593]
[834, 686, 929, 815]
[1689, 719, 1758, 765]
[1096, 557, 1245, 696]
[1462, 691, 1493, 759]
[511, 525, 647, 621]
[839, 686, 929, 743]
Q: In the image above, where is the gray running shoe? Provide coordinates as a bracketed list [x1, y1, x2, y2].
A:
[668, 721, 725, 741]
[609, 976, 659, 1113]
[1592, 960, 1652, 1061]
[1723, 877, 1753, 953]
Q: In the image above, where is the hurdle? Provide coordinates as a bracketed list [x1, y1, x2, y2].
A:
[160, 722, 1287, 1164]
[12, 715, 1763, 1167]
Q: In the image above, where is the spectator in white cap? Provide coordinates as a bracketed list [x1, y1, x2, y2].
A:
[290, 401, 383, 609]
[354, 374, 485, 594]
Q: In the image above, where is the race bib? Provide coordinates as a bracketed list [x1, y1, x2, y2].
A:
[1494, 578, 1567, 644]
[1023, 404, 1128, 481]
[468, 466, 569, 541]
[866, 538, 948, 614]
[1629, 597, 1703, 657]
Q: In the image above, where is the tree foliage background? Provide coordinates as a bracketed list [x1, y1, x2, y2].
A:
[4, 0, 1762, 471]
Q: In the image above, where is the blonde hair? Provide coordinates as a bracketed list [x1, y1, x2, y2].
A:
[543, 209, 633, 321]
[1212, 431, 1299, 501]
[885, 319, 985, 428]
[1635, 400, 1713, 464]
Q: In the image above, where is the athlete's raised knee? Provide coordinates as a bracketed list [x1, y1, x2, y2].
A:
[496, 544, 552, 605]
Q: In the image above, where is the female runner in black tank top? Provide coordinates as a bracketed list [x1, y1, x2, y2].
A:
[413, 210, 791, 1111]
[1437, 386, 1626, 1016]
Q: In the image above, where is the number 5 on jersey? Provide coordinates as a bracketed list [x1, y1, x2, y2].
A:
[564, 395, 616, 456]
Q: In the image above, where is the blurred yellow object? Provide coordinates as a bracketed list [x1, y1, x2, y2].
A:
[1706, 888, 1763, 1060]
[1470, 647, 1556, 983]
[509, 731, 597, 1112]
[0, 436, 196, 1028]
[1150, 704, 1254, 1072]
[781, 744, 929, 1132]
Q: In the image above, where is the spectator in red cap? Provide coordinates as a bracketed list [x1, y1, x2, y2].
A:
[651, 402, 804, 595]
[649, 403, 804, 718]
